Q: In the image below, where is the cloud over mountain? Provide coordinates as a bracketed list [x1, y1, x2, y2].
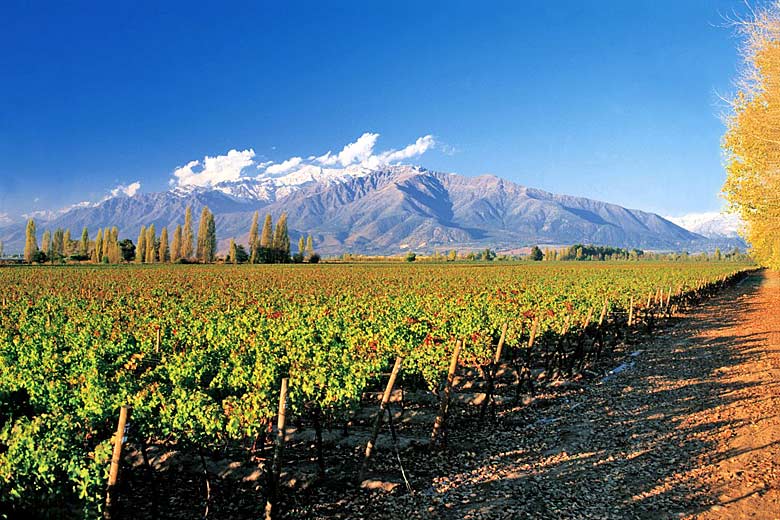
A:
[109, 181, 141, 198]
[168, 133, 436, 190]
[172, 149, 257, 188]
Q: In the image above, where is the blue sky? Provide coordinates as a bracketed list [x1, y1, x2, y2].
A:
[0, 0, 751, 222]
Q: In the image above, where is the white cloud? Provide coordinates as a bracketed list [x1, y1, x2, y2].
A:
[362, 134, 436, 169]
[172, 133, 436, 188]
[265, 157, 303, 175]
[109, 181, 141, 198]
[383, 135, 435, 162]
[172, 149, 256, 188]
[310, 132, 435, 170]
[335, 132, 380, 166]
[0, 212, 12, 226]
[315, 150, 338, 166]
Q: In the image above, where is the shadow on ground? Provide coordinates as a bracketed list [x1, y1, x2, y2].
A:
[298, 273, 770, 519]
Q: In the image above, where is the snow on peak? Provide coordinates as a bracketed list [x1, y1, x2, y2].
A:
[665, 212, 743, 238]
[178, 164, 417, 202]
[167, 133, 437, 197]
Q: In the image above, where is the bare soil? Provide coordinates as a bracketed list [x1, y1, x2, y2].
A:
[294, 270, 780, 519]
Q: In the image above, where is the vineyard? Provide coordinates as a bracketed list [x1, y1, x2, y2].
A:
[0, 261, 754, 518]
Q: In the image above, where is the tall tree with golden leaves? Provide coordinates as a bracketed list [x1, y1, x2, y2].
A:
[248, 210, 259, 263]
[94, 229, 103, 263]
[24, 219, 38, 263]
[171, 224, 182, 262]
[723, 4, 780, 269]
[159, 227, 169, 263]
[182, 206, 194, 260]
[136, 226, 146, 264]
[196, 207, 216, 263]
[146, 224, 156, 263]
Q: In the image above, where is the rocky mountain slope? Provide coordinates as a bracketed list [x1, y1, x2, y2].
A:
[0, 165, 712, 255]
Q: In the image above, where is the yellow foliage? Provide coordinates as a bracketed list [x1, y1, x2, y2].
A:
[723, 3, 780, 269]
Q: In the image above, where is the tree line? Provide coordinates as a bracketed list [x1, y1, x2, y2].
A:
[21, 206, 318, 264]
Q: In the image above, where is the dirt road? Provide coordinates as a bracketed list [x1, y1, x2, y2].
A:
[300, 270, 780, 519]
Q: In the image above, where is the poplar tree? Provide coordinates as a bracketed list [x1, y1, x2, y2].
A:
[159, 227, 170, 263]
[255, 213, 274, 263]
[207, 211, 217, 262]
[248, 211, 259, 262]
[23, 220, 38, 263]
[108, 228, 122, 263]
[273, 212, 290, 262]
[306, 235, 314, 257]
[146, 224, 156, 263]
[94, 229, 103, 263]
[196, 206, 216, 263]
[41, 230, 51, 260]
[136, 226, 146, 263]
[229, 238, 238, 264]
[722, 3, 780, 269]
[171, 225, 182, 262]
[63, 229, 71, 257]
[260, 214, 273, 248]
[53, 228, 65, 261]
[298, 236, 305, 256]
[101, 227, 110, 261]
[80, 227, 89, 257]
[0, 240, 3, 259]
[182, 206, 194, 260]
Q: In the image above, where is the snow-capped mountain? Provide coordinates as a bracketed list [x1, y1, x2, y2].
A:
[665, 212, 742, 238]
[0, 165, 720, 255]
[169, 163, 377, 205]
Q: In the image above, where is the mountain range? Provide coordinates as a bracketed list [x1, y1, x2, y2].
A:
[0, 165, 745, 255]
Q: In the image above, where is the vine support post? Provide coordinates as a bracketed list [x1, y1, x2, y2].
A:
[105, 405, 131, 520]
[358, 356, 403, 484]
[495, 322, 508, 364]
[479, 323, 508, 423]
[265, 377, 289, 520]
[598, 298, 608, 326]
[516, 318, 538, 398]
[431, 339, 463, 448]
[627, 296, 634, 327]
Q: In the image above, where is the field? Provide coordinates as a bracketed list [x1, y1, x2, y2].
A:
[0, 261, 754, 518]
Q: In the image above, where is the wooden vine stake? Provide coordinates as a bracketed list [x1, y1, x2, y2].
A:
[582, 308, 593, 328]
[358, 356, 403, 484]
[598, 298, 609, 326]
[265, 377, 289, 520]
[479, 322, 508, 423]
[627, 297, 634, 327]
[528, 317, 538, 348]
[431, 339, 463, 447]
[105, 405, 131, 520]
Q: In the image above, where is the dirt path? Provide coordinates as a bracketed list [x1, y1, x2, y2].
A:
[690, 270, 780, 519]
[298, 270, 780, 519]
